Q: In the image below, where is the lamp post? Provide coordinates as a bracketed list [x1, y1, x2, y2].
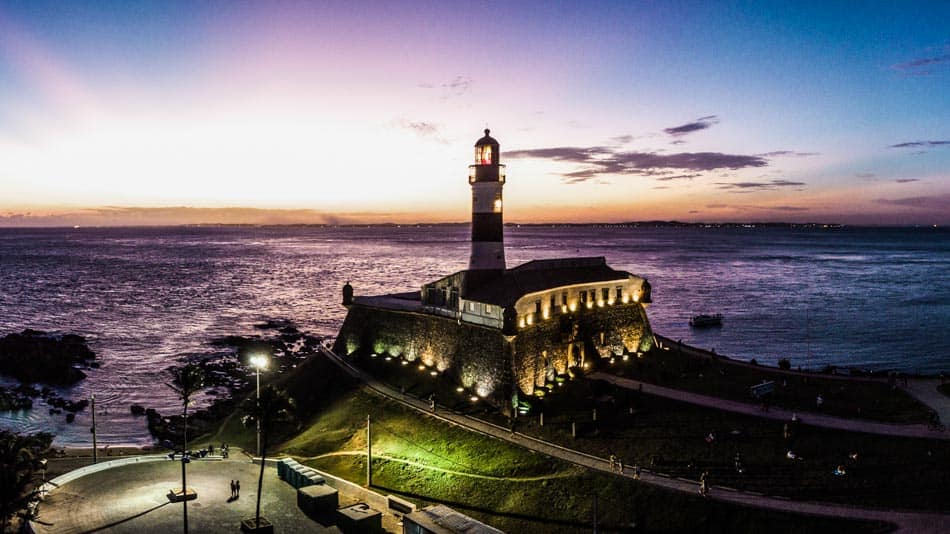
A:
[249, 355, 269, 457]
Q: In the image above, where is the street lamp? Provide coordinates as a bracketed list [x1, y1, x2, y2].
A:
[250, 354, 269, 457]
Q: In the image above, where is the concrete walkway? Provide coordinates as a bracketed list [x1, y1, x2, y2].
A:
[590, 372, 949, 440]
[319, 346, 950, 533]
[903, 378, 950, 427]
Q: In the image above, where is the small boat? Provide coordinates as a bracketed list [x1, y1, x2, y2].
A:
[690, 313, 723, 327]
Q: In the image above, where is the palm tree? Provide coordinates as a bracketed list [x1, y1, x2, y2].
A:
[0, 430, 52, 533]
[167, 364, 205, 534]
[242, 385, 295, 532]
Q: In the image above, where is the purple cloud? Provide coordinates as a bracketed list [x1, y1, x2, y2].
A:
[663, 115, 719, 137]
[756, 150, 820, 157]
[715, 179, 806, 192]
[890, 140, 950, 148]
[891, 53, 950, 76]
[876, 194, 950, 210]
[506, 145, 769, 183]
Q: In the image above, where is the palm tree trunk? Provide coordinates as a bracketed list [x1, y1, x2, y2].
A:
[255, 430, 267, 528]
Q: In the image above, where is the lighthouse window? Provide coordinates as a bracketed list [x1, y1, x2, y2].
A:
[602, 288, 609, 301]
[476, 145, 493, 165]
[579, 291, 586, 303]
[616, 286, 623, 300]
[493, 199, 502, 212]
[562, 292, 568, 305]
[535, 300, 542, 314]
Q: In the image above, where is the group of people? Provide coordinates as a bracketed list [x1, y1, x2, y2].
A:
[166, 443, 231, 461]
[608, 454, 642, 480]
[229, 479, 241, 499]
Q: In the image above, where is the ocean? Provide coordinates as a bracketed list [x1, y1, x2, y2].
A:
[1, 225, 948, 446]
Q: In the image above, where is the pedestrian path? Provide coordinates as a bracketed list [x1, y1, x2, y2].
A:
[903, 379, 950, 427]
[590, 372, 949, 440]
[318, 346, 950, 533]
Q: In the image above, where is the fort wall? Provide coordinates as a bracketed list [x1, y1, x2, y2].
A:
[333, 301, 653, 407]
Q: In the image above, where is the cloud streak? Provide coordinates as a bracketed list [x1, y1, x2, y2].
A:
[890, 140, 950, 148]
[891, 53, 950, 76]
[714, 179, 806, 192]
[876, 194, 950, 210]
[506, 145, 769, 182]
[663, 115, 718, 137]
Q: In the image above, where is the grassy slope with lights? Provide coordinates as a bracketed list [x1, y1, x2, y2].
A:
[201, 353, 892, 533]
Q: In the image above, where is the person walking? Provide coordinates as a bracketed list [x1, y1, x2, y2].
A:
[230, 480, 235, 499]
[634, 464, 641, 480]
[236, 480, 241, 498]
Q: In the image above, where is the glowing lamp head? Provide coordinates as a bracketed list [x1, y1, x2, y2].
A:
[249, 355, 268, 370]
[474, 128, 499, 165]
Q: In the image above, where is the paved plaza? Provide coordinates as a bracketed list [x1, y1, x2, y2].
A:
[33, 456, 392, 533]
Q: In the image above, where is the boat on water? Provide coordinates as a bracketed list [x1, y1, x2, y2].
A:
[690, 313, 723, 327]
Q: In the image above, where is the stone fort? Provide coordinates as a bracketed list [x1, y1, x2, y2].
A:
[333, 130, 654, 411]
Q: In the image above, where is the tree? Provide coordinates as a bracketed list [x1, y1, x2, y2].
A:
[0, 430, 52, 533]
[242, 385, 295, 532]
[167, 364, 206, 534]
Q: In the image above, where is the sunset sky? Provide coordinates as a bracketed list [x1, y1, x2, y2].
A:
[1, 1, 948, 226]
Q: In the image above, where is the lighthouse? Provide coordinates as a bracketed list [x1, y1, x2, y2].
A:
[468, 129, 506, 271]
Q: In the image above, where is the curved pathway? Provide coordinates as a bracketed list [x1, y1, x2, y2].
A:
[902, 379, 950, 428]
[590, 372, 948, 440]
[318, 346, 950, 533]
[301, 451, 578, 482]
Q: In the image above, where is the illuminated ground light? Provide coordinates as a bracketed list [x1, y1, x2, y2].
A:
[583, 362, 590, 369]
[370, 353, 378, 358]
[429, 370, 438, 377]
[418, 364, 427, 371]
[469, 396, 479, 402]
[623, 354, 630, 361]
[385, 356, 392, 361]
[456, 387, 464, 393]
[609, 358, 616, 365]
[401, 360, 409, 366]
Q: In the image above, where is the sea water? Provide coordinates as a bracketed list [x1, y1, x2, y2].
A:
[1, 225, 947, 445]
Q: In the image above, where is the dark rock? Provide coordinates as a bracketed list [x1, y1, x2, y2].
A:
[130, 404, 146, 416]
[0, 330, 96, 385]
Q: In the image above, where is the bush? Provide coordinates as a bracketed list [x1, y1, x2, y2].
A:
[778, 358, 791, 370]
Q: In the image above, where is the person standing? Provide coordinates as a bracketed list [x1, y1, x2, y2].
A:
[236, 480, 241, 498]
[230, 480, 235, 499]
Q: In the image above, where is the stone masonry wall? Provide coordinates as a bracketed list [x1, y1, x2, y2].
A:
[334, 301, 653, 402]
[511, 303, 653, 395]
[333, 304, 512, 405]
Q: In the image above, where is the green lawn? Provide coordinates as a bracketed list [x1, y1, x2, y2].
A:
[505, 378, 950, 510]
[602, 345, 930, 423]
[201, 352, 895, 533]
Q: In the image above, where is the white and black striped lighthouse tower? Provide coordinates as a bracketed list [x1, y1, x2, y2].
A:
[468, 129, 506, 271]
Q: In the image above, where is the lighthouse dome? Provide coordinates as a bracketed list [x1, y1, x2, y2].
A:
[475, 129, 499, 147]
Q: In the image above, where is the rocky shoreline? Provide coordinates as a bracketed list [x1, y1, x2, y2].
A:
[0, 330, 96, 421]
[136, 319, 324, 445]
[0, 329, 98, 384]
